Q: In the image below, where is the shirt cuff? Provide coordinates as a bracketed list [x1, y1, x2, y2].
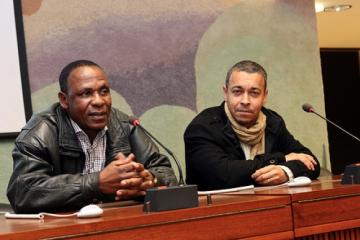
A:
[279, 165, 294, 181]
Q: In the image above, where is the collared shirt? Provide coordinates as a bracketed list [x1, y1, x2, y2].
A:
[70, 119, 108, 174]
[240, 142, 251, 160]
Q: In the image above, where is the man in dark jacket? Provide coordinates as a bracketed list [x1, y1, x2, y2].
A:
[7, 60, 177, 213]
[184, 60, 320, 191]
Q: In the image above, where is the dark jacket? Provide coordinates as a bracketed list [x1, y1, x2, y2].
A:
[7, 103, 177, 213]
[184, 103, 320, 191]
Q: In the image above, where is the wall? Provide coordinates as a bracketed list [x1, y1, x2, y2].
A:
[316, 0, 360, 48]
[0, 0, 329, 204]
[0, 139, 15, 203]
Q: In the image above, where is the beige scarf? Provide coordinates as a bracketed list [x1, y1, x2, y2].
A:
[224, 102, 266, 159]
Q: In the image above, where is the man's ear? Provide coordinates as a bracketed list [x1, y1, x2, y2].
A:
[223, 85, 228, 102]
[58, 91, 69, 109]
[263, 89, 269, 105]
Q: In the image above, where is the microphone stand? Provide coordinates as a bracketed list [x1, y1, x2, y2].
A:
[130, 119, 198, 211]
[311, 111, 360, 143]
[304, 104, 360, 184]
[137, 125, 185, 185]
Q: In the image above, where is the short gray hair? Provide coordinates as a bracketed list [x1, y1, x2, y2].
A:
[225, 60, 267, 89]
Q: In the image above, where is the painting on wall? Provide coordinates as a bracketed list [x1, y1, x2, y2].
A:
[21, 0, 330, 173]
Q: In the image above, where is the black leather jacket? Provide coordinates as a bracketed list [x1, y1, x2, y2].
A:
[7, 103, 178, 213]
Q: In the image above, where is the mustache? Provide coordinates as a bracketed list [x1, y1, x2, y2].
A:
[235, 108, 253, 113]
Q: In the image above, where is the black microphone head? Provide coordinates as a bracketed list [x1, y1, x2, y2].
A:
[302, 103, 314, 113]
[128, 116, 140, 126]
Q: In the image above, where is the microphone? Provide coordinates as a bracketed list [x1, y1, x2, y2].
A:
[302, 103, 360, 184]
[302, 103, 360, 143]
[128, 116, 185, 185]
[128, 116, 198, 211]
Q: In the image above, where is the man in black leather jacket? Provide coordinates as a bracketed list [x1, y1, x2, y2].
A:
[7, 60, 178, 213]
[184, 60, 320, 191]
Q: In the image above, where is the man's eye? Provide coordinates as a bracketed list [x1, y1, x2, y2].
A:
[232, 89, 242, 95]
[250, 91, 260, 97]
[81, 91, 92, 97]
[100, 88, 109, 96]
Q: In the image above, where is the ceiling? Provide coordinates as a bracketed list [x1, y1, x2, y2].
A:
[315, 0, 360, 48]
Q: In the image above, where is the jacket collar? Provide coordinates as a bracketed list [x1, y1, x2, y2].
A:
[55, 103, 83, 153]
[104, 108, 130, 161]
[218, 102, 282, 150]
[55, 103, 128, 160]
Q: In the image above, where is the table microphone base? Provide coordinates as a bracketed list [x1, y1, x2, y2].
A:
[341, 164, 360, 184]
[143, 185, 198, 212]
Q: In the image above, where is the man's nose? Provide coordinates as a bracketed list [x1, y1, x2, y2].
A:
[92, 92, 105, 105]
[241, 92, 250, 105]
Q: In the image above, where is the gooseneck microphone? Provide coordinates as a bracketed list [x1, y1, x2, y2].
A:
[302, 103, 360, 143]
[302, 103, 360, 184]
[128, 116, 185, 185]
[128, 116, 198, 212]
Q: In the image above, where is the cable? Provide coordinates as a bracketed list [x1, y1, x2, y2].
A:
[5, 212, 77, 219]
[197, 184, 254, 196]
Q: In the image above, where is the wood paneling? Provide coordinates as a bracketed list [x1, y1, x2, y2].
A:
[0, 195, 292, 240]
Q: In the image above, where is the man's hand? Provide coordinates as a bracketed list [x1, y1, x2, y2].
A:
[138, 169, 155, 190]
[99, 153, 140, 194]
[285, 153, 317, 171]
[115, 169, 155, 200]
[99, 152, 155, 200]
[251, 165, 288, 185]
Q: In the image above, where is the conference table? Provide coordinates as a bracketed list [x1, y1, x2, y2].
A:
[1, 176, 360, 239]
[243, 176, 360, 239]
[0, 195, 292, 240]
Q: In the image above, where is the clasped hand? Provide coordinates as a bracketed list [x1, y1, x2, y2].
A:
[251, 165, 288, 185]
[251, 153, 317, 186]
[99, 152, 155, 200]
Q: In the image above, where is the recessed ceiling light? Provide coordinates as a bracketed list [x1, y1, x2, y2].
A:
[324, 4, 352, 12]
[315, 3, 325, 13]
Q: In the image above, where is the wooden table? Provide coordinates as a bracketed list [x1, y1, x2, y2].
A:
[3, 177, 357, 239]
[245, 176, 360, 239]
[0, 194, 293, 240]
